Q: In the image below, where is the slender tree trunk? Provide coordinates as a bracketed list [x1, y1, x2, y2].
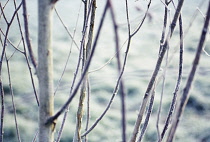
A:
[73, 1, 96, 141]
[38, 0, 54, 142]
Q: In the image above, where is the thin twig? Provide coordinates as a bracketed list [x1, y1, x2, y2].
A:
[203, 48, 210, 56]
[159, 0, 170, 54]
[156, 1, 170, 140]
[0, 29, 24, 53]
[197, 7, 206, 18]
[13, 0, 39, 106]
[82, 0, 143, 137]
[54, 4, 81, 95]
[84, 77, 91, 142]
[82, 0, 150, 138]
[88, 46, 123, 73]
[56, 1, 97, 141]
[109, 1, 127, 141]
[22, 0, 37, 69]
[6, 38, 22, 62]
[167, 0, 205, 64]
[0, 76, 4, 142]
[129, 0, 185, 141]
[80, 1, 129, 136]
[81, 86, 118, 137]
[184, 1, 205, 38]
[0, 3, 9, 24]
[74, 0, 90, 141]
[160, 0, 171, 10]
[157, 47, 169, 142]
[32, 130, 38, 142]
[5, 54, 22, 142]
[0, 0, 10, 19]
[131, 0, 152, 37]
[83, 1, 96, 141]
[0, 2, 23, 141]
[137, 84, 156, 142]
[166, 2, 210, 141]
[55, 2, 83, 141]
[160, 6, 184, 141]
[46, 0, 109, 126]
[54, 8, 80, 50]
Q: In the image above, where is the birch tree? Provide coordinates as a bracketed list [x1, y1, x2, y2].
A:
[38, 0, 58, 141]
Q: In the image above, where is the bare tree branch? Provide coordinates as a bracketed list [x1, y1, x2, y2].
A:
[83, 1, 96, 141]
[0, 0, 9, 19]
[74, 0, 92, 141]
[156, 1, 170, 140]
[109, 1, 127, 141]
[138, 84, 156, 142]
[131, 0, 152, 37]
[129, 0, 185, 141]
[0, 29, 24, 53]
[160, 7, 184, 142]
[54, 7, 80, 50]
[53, 4, 82, 96]
[0, 2, 22, 141]
[46, 0, 109, 125]
[22, 0, 37, 69]
[0, 3, 9, 24]
[84, 77, 91, 142]
[13, 0, 39, 106]
[5, 54, 22, 142]
[166, 2, 210, 141]
[55, 1, 97, 141]
[82, 0, 149, 137]
[32, 130, 38, 142]
[55, 2, 83, 142]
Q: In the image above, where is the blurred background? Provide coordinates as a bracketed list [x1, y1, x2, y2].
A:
[1, 0, 210, 141]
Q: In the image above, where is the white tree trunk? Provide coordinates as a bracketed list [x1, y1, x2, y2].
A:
[38, 0, 54, 142]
